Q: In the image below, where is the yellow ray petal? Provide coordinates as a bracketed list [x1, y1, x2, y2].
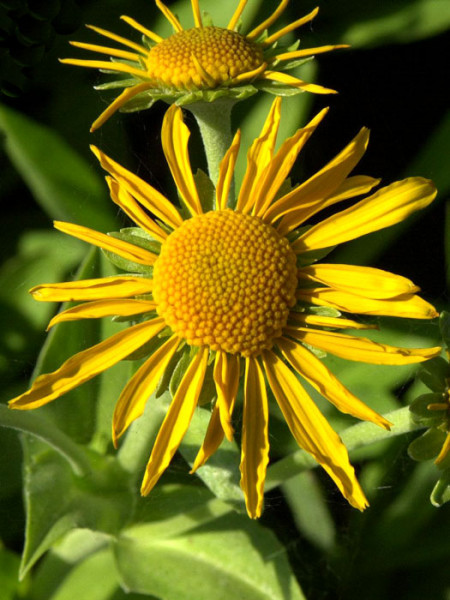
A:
[266, 127, 370, 228]
[240, 357, 269, 519]
[322, 175, 381, 203]
[261, 70, 337, 95]
[190, 404, 224, 472]
[262, 350, 368, 510]
[59, 58, 146, 79]
[9, 318, 166, 410]
[141, 347, 209, 495]
[435, 432, 450, 465]
[69, 41, 140, 62]
[290, 313, 378, 331]
[90, 82, 155, 132]
[227, 0, 248, 30]
[106, 177, 168, 243]
[47, 299, 157, 330]
[85, 24, 148, 54]
[236, 97, 281, 213]
[120, 15, 163, 43]
[247, 0, 290, 40]
[254, 108, 328, 217]
[297, 287, 438, 320]
[293, 177, 437, 253]
[155, 0, 183, 32]
[91, 145, 183, 229]
[216, 129, 241, 211]
[162, 106, 202, 216]
[298, 264, 420, 300]
[191, 0, 202, 27]
[54, 221, 158, 266]
[262, 7, 320, 46]
[30, 276, 153, 302]
[278, 337, 391, 429]
[214, 351, 240, 442]
[274, 44, 349, 62]
[113, 335, 181, 445]
[230, 61, 268, 84]
[286, 326, 442, 365]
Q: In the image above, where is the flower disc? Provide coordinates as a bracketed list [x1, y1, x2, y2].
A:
[153, 210, 298, 356]
[145, 26, 264, 89]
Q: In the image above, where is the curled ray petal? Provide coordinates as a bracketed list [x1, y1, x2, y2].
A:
[47, 299, 156, 330]
[155, 0, 183, 32]
[91, 145, 184, 229]
[298, 264, 420, 300]
[214, 351, 240, 441]
[191, 0, 203, 27]
[230, 61, 267, 84]
[289, 313, 378, 331]
[236, 97, 281, 213]
[141, 347, 209, 496]
[162, 105, 203, 216]
[293, 177, 437, 253]
[247, 0, 291, 40]
[54, 221, 158, 266]
[120, 15, 163, 43]
[190, 405, 224, 472]
[69, 41, 140, 61]
[240, 357, 269, 519]
[323, 175, 381, 203]
[266, 127, 370, 227]
[435, 433, 450, 465]
[262, 350, 368, 510]
[30, 276, 153, 302]
[59, 58, 146, 79]
[278, 337, 391, 429]
[9, 318, 166, 410]
[216, 129, 241, 211]
[286, 326, 442, 365]
[113, 335, 181, 445]
[227, 0, 248, 30]
[85, 24, 148, 54]
[90, 82, 155, 132]
[192, 55, 217, 87]
[274, 44, 349, 62]
[262, 7, 320, 46]
[261, 70, 337, 95]
[106, 177, 168, 243]
[297, 287, 439, 320]
[254, 107, 328, 217]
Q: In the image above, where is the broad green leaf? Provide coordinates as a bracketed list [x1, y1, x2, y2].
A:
[114, 512, 306, 600]
[20, 438, 133, 578]
[0, 104, 116, 231]
[408, 428, 446, 461]
[431, 468, 450, 507]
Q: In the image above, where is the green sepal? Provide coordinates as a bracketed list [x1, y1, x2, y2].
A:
[119, 96, 156, 114]
[101, 228, 160, 275]
[296, 244, 338, 267]
[94, 78, 136, 91]
[256, 83, 306, 97]
[124, 328, 171, 362]
[194, 168, 215, 213]
[431, 468, 450, 507]
[308, 306, 342, 318]
[409, 392, 448, 427]
[155, 345, 186, 398]
[262, 39, 300, 61]
[439, 310, 450, 348]
[302, 342, 327, 359]
[196, 361, 217, 407]
[276, 57, 314, 72]
[418, 356, 450, 393]
[169, 347, 193, 398]
[407, 428, 446, 462]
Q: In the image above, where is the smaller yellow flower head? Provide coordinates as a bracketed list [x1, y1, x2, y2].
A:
[146, 26, 264, 90]
[153, 210, 297, 355]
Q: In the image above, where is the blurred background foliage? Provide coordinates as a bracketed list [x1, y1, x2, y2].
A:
[0, 1, 449, 599]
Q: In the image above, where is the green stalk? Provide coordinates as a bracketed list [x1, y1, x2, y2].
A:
[187, 99, 235, 197]
[0, 404, 92, 477]
[265, 406, 421, 491]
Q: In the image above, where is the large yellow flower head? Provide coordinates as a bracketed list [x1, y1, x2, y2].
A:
[61, 0, 345, 131]
[10, 99, 440, 518]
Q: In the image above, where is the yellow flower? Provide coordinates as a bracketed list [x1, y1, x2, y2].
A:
[60, 0, 346, 131]
[10, 99, 440, 518]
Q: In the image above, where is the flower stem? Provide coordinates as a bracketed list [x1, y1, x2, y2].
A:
[0, 404, 92, 477]
[187, 99, 235, 193]
[265, 406, 421, 491]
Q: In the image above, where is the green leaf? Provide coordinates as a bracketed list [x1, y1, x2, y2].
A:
[408, 428, 446, 461]
[0, 546, 27, 600]
[430, 468, 450, 507]
[0, 104, 116, 231]
[114, 512, 306, 600]
[418, 357, 449, 393]
[409, 392, 447, 426]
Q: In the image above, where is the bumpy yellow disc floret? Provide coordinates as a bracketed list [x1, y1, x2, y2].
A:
[145, 26, 264, 90]
[153, 210, 298, 356]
